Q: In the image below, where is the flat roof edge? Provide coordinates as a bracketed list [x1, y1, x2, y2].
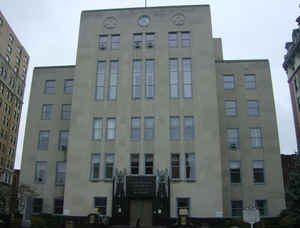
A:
[216, 59, 269, 63]
[34, 65, 76, 70]
[82, 5, 209, 13]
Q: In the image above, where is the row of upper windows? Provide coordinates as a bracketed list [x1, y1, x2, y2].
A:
[0, 126, 16, 145]
[97, 31, 191, 50]
[223, 74, 257, 89]
[31, 198, 63, 215]
[231, 200, 268, 217]
[40, 104, 71, 120]
[0, 68, 24, 95]
[0, 143, 15, 158]
[44, 79, 73, 95]
[225, 100, 260, 117]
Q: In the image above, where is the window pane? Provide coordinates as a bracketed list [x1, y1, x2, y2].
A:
[182, 59, 192, 98]
[64, 79, 74, 94]
[225, 100, 237, 116]
[61, 104, 71, 120]
[177, 198, 190, 216]
[253, 160, 265, 183]
[132, 60, 142, 99]
[94, 197, 107, 215]
[168, 32, 178, 47]
[95, 61, 106, 100]
[250, 128, 263, 148]
[105, 154, 114, 179]
[44, 80, 56, 94]
[231, 200, 243, 217]
[181, 32, 190, 47]
[99, 35, 108, 49]
[58, 130, 69, 151]
[35, 162, 47, 183]
[171, 154, 180, 179]
[131, 117, 141, 141]
[38, 131, 49, 150]
[108, 61, 119, 100]
[170, 117, 180, 140]
[184, 116, 194, 140]
[111, 35, 120, 50]
[185, 153, 195, 179]
[56, 162, 66, 184]
[255, 200, 267, 216]
[41, 104, 52, 120]
[244, 74, 256, 89]
[169, 59, 179, 98]
[144, 117, 154, 140]
[106, 118, 116, 140]
[131, 154, 139, 174]
[145, 154, 154, 175]
[224, 75, 234, 89]
[145, 60, 155, 98]
[91, 154, 100, 180]
[248, 100, 259, 116]
[93, 118, 102, 140]
[229, 161, 241, 183]
[227, 128, 239, 149]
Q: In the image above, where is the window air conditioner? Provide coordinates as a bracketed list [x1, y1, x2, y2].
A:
[134, 41, 141, 48]
[230, 143, 237, 149]
[99, 44, 106, 50]
[147, 42, 154, 48]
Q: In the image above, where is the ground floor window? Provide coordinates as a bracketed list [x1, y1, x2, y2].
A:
[54, 198, 64, 214]
[231, 200, 243, 217]
[94, 197, 107, 215]
[33, 198, 43, 214]
[255, 200, 268, 216]
[176, 198, 190, 216]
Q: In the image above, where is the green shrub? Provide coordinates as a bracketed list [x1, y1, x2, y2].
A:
[31, 216, 47, 228]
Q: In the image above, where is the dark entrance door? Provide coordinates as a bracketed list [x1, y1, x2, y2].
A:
[129, 200, 152, 226]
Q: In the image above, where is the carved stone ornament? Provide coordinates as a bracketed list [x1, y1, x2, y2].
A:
[172, 13, 185, 26]
[103, 16, 117, 29]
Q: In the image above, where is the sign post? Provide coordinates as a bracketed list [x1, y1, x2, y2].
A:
[243, 207, 260, 228]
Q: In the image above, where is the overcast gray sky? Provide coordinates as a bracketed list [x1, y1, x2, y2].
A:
[1, 0, 298, 169]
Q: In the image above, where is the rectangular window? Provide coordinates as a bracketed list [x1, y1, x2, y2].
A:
[111, 34, 120, 50]
[145, 60, 155, 98]
[298, 97, 300, 112]
[131, 117, 141, 141]
[171, 154, 180, 179]
[229, 161, 241, 183]
[185, 153, 195, 180]
[130, 154, 139, 175]
[133, 33, 143, 48]
[227, 128, 239, 149]
[64, 79, 74, 94]
[92, 118, 103, 140]
[106, 118, 116, 140]
[38, 130, 49, 150]
[181, 32, 190, 47]
[231, 200, 243, 217]
[145, 154, 154, 175]
[58, 130, 69, 151]
[56, 161, 66, 185]
[168, 32, 178, 47]
[184, 116, 194, 140]
[248, 100, 259, 116]
[61, 104, 71, 120]
[224, 75, 235, 89]
[182, 58, 192, 98]
[90, 153, 101, 180]
[250, 128, 263, 148]
[244, 74, 256, 89]
[104, 154, 114, 179]
[170, 116, 180, 140]
[253, 160, 265, 183]
[95, 61, 106, 100]
[144, 117, 154, 140]
[177, 198, 190, 216]
[255, 200, 268, 216]
[169, 58, 179, 98]
[41, 104, 52, 120]
[99, 35, 108, 49]
[146, 33, 155, 48]
[294, 78, 298, 92]
[108, 60, 119, 100]
[132, 60, 142, 99]
[35, 161, 47, 183]
[225, 100, 237, 116]
[94, 197, 107, 215]
[33, 198, 43, 213]
[54, 198, 64, 214]
[44, 80, 56, 94]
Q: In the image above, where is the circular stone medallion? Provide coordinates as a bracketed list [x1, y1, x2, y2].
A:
[103, 16, 117, 29]
[172, 13, 185, 26]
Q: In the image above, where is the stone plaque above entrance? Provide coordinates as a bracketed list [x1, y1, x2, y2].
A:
[126, 176, 156, 198]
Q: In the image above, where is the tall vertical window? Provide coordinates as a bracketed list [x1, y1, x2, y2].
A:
[177, 198, 190, 216]
[170, 116, 180, 140]
[58, 130, 69, 151]
[225, 100, 237, 116]
[106, 118, 116, 140]
[227, 128, 239, 149]
[130, 154, 139, 175]
[132, 60, 142, 99]
[146, 33, 155, 48]
[169, 58, 179, 98]
[90, 153, 100, 180]
[104, 154, 114, 179]
[108, 60, 119, 100]
[229, 161, 241, 183]
[244, 74, 256, 89]
[181, 32, 190, 47]
[44, 80, 56, 94]
[171, 154, 180, 179]
[184, 116, 194, 140]
[182, 58, 192, 98]
[56, 161, 66, 184]
[145, 60, 155, 98]
[95, 61, 106, 100]
[231, 200, 243, 217]
[38, 130, 49, 150]
[168, 32, 178, 47]
[92, 118, 103, 140]
[61, 104, 71, 120]
[250, 128, 263, 148]
[33, 198, 43, 213]
[255, 200, 268, 216]
[35, 161, 47, 183]
[144, 117, 154, 140]
[253, 160, 265, 183]
[111, 34, 120, 50]
[64, 79, 74, 94]
[54, 198, 64, 214]
[99, 35, 108, 49]
[223, 75, 235, 89]
[133, 33, 142, 48]
[41, 104, 52, 120]
[131, 117, 141, 141]
[185, 153, 195, 180]
[94, 197, 107, 215]
[248, 100, 259, 116]
[294, 78, 299, 92]
[144, 154, 154, 175]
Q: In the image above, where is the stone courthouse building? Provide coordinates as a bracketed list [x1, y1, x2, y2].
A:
[20, 5, 285, 225]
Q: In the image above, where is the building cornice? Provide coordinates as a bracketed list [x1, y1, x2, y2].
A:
[283, 27, 300, 71]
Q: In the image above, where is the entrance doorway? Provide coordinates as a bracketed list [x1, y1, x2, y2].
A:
[129, 200, 152, 226]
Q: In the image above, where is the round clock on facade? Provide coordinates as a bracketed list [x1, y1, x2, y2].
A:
[138, 15, 150, 26]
